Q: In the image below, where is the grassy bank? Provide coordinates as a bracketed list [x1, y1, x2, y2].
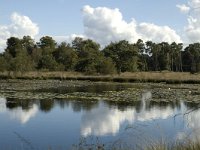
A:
[72, 138, 200, 150]
[1, 71, 200, 84]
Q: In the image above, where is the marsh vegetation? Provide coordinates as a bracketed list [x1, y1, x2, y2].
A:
[0, 80, 200, 149]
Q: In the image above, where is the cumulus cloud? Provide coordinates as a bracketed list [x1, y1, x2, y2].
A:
[0, 5, 184, 52]
[186, 16, 200, 42]
[82, 5, 182, 46]
[52, 34, 86, 44]
[0, 12, 39, 52]
[178, 0, 200, 42]
[137, 23, 182, 43]
[176, 4, 190, 13]
[10, 12, 39, 37]
[188, 0, 200, 8]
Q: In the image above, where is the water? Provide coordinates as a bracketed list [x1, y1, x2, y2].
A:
[0, 83, 200, 150]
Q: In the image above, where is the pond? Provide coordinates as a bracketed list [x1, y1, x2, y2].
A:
[0, 80, 200, 150]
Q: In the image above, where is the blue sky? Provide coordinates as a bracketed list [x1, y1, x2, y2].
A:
[0, 0, 187, 34]
[0, 0, 200, 51]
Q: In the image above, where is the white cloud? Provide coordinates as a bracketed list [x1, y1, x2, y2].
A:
[185, 16, 200, 42]
[176, 4, 190, 13]
[10, 12, 39, 38]
[137, 23, 182, 43]
[82, 5, 182, 46]
[0, 12, 39, 52]
[52, 34, 86, 44]
[178, 0, 200, 43]
[188, 0, 200, 8]
[0, 5, 186, 52]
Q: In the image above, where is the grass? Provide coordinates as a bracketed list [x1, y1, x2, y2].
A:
[10, 136, 200, 150]
[70, 140, 200, 150]
[1, 71, 200, 84]
[71, 139, 200, 150]
[145, 141, 200, 150]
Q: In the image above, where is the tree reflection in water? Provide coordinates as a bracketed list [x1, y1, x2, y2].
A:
[0, 90, 200, 149]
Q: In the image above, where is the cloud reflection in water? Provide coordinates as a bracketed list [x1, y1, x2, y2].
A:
[10, 104, 38, 124]
[81, 103, 135, 136]
[185, 109, 200, 141]
[0, 98, 38, 124]
[0, 98, 6, 113]
[81, 91, 176, 137]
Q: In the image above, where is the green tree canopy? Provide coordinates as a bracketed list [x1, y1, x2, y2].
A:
[103, 40, 138, 73]
[5, 37, 22, 57]
[22, 36, 36, 55]
[53, 42, 78, 71]
[37, 36, 57, 51]
[73, 38, 103, 74]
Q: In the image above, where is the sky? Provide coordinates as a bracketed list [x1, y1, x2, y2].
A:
[0, 0, 200, 52]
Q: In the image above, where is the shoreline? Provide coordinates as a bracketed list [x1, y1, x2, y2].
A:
[1, 71, 200, 84]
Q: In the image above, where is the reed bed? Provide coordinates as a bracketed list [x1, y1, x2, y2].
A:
[146, 141, 200, 150]
[1, 71, 200, 84]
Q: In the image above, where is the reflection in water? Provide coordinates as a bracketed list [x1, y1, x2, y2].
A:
[0, 98, 38, 124]
[81, 103, 135, 136]
[137, 106, 174, 121]
[0, 97, 100, 124]
[176, 132, 188, 141]
[10, 104, 38, 124]
[0, 92, 189, 134]
[81, 91, 178, 137]
[0, 98, 6, 113]
[185, 109, 200, 141]
[1, 89, 200, 148]
[39, 99, 54, 112]
[137, 91, 175, 121]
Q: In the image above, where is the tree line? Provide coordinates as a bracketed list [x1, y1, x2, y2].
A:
[0, 36, 200, 74]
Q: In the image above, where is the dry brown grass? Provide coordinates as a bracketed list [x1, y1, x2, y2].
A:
[119, 72, 200, 81]
[1, 71, 200, 83]
[0, 71, 82, 79]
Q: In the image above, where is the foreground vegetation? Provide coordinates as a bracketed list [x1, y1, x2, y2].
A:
[72, 140, 200, 150]
[1, 79, 200, 104]
[3, 140, 200, 150]
[146, 142, 200, 150]
[1, 36, 200, 75]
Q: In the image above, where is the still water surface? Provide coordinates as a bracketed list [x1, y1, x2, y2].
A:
[0, 83, 200, 150]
